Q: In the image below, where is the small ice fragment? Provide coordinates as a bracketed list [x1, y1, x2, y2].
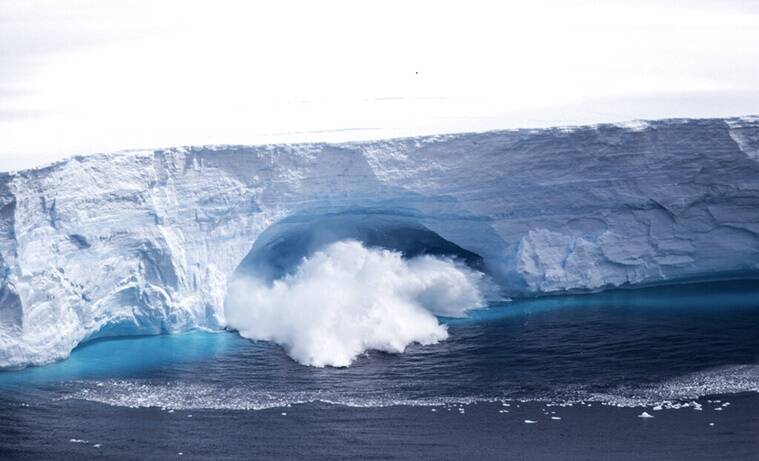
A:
[722, 402, 730, 407]
[714, 408, 723, 411]
[93, 444, 101, 448]
[551, 416, 561, 420]
[431, 409, 436, 412]
[281, 412, 287, 416]
[69, 439, 88, 443]
[178, 453, 183, 456]
[524, 420, 537, 424]
[638, 412, 654, 418]
[168, 410, 174, 413]
[709, 422, 715, 426]
[187, 414, 193, 418]
[652, 405, 662, 411]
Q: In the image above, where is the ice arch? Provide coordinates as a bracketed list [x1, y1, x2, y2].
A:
[232, 210, 487, 283]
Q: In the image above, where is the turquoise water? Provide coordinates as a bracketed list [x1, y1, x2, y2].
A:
[0, 332, 243, 387]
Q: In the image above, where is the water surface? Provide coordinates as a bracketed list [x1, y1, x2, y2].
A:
[2, 279, 759, 459]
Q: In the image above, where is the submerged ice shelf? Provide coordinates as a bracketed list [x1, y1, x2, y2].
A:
[1, 116, 759, 368]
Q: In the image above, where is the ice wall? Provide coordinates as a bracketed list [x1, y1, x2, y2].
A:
[1, 117, 758, 367]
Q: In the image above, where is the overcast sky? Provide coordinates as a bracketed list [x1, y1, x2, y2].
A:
[1, 0, 758, 170]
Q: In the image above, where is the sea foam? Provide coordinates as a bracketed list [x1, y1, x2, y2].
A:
[224, 240, 487, 367]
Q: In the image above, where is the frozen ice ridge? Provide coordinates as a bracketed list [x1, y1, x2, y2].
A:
[1, 116, 758, 367]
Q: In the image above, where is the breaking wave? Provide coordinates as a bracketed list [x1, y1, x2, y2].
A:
[224, 240, 490, 367]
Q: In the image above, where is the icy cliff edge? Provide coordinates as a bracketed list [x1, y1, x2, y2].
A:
[1, 117, 759, 367]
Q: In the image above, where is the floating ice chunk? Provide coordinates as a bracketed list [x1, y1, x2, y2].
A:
[69, 439, 88, 443]
[281, 412, 287, 416]
[93, 444, 101, 448]
[524, 420, 537, 424]
[551, 416, 562, 420]
[638, 412, 654, 418]
[714, 407, 723, 411]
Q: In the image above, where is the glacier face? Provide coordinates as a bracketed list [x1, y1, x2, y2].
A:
[1, 117, 759, 368]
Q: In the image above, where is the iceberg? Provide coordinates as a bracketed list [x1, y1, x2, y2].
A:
[1, 117, 759, 367]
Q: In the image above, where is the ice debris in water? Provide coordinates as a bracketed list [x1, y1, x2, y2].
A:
[524, 420, 537, 424]
[637, 412, 654, 418]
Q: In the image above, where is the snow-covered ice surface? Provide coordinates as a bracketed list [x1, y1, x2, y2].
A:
[1, 117, 759, 368]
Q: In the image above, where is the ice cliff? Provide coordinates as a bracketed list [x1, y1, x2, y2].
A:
[1, 117, 759, 367]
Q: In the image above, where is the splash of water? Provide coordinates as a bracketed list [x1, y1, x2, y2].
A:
[224, 240, 488, 367]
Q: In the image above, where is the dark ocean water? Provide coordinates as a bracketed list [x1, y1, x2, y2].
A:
[2, 279, 759, 460]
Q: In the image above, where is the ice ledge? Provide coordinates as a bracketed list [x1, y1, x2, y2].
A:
[1, 116, 759, 367]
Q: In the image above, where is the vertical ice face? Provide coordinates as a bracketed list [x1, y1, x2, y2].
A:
[1, 117, 759, 367]
[728, 116, 759, 162]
